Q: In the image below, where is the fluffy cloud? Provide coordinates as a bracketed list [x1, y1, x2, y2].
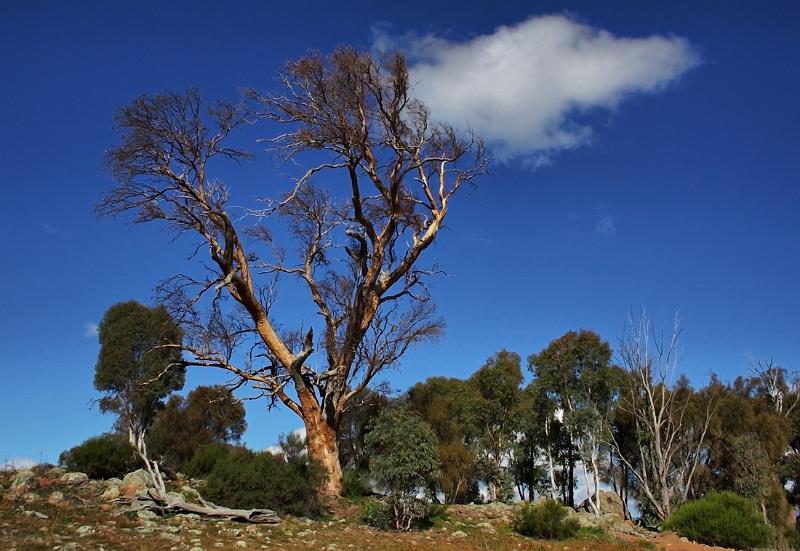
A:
[374, 15, 699, 161]
[84, 323, 99, 338]
[1, 457, 37, 471]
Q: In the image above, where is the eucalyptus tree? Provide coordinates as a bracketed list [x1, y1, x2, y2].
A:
[94, 300, 185, 494]
[611, 312, 716, 521]
[467, 350, 523, 502]
[529, 330, 619, 513]
[99, 48, 487, 496]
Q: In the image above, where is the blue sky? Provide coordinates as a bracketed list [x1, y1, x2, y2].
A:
[1, 0, 798, 466]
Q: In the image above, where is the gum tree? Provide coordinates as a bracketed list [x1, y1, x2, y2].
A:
[99, 48, 487, 496]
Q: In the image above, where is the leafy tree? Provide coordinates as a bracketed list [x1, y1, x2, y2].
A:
[365, 406, 441, 529]
[337, 389, 388, 472]
[529, 330, 619, 512]
[99, 48, 487, 496]
[148, 385, 246, 469]
[94, 300, 185, 493]
[512, 383, 554, 501]
[467, 350, 522, 502]
[407, 376, 479, 503]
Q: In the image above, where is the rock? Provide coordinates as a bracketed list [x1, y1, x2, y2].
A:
[236, 542, 248, 548]
[47, 490, 64, 505]
[101, 484, 121, 500]
[46, 467, 65, 478]
[9, 469, 35, 496]
[121, 469, 154, 498]
[137, 509, 158, 520]
[22, 492, 39, 502]
[577, 490, 625, 518]
[76, 525, 95, 536]
[451, 530, 468, 539]
[60, 472, 89, 485]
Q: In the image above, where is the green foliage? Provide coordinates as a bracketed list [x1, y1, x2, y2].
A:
[663, 492, 771, 549]
[338, 390, 388, 471]
[360, 500, 394, 530]
[576, 525, 606, 540]
[94, 301, 185, 433]
[183, 442, 247, 478]
[407, 376, 480, 503]
[365, 406, 441, 496]
[513, 499, 580, 540]
[342, 468, 372, 498]
[58, 433, 139, 479]
[203, 449, 325, 517]
[148, 385, 246, 469]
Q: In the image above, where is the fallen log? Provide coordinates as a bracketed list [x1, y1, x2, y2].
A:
[136, 489, 280, 524]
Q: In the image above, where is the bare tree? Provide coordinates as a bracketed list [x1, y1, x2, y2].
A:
[98, 48, 487, 496]
[749, 358, 800, 417]
[609, 311, 715, 521]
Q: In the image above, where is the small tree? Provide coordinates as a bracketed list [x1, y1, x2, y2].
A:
[148, 385, 246, 469]
[365, 406, 441, 529]
[94, 300, 185, 493]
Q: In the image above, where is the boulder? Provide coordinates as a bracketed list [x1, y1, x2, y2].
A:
[46, 467, 65, 478]
[121, 469, 155, 498]
[47, 491, 64, 505]
[9, 469, 36, 497]
[60, 472, 89, 485]
[577, 490, 626, 518]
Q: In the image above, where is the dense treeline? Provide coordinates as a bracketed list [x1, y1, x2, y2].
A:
[338, 319, 800, 539]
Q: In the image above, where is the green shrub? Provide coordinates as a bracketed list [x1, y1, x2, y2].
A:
[342, 467, 372, 497]
[663, 491, 771, 549]
[183, 443, 247, 478]
[360, 498, 445, 530]
[58, 433, 138, 479]
[203, 450, 325, 517]
[361, 500, 394, 530]
[577, 525, 606, 540]
[513, 499, 580, 540]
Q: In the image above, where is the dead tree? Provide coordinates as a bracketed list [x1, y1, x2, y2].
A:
[609, 311, 715, 521]
[750, 358, 800, 417]
[98, 48, 487, 496]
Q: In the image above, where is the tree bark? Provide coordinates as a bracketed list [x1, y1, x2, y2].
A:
[302, 404, 343, 497]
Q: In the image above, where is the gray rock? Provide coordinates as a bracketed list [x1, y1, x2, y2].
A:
[137, 509, 158, 520]
[101, 484, 121, 500]
[76, 525, 94, 536]
[12, 469, 35, 488]
[60, 472, 88, 485]
[48, 491, 64, 504]
[46, 467, 65, 478]
[451, 530, 468, 539]
[236, 542, 248, 549]
[121, 469, 155, 497]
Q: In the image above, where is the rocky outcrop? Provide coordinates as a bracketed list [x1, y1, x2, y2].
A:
[577, 490, 626, 518]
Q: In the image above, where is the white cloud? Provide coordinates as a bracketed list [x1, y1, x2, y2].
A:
[84, 323, 99, 338]
[374, 15, 699, 162]
[596, 214, 616, 236]
[0, 457, 37, 471]
[264, 427, 307, 456]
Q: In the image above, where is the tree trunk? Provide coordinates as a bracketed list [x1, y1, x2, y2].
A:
[303, 407, 343, 497]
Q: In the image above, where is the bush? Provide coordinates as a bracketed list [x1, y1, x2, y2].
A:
[361, 500, 394, 530]
[183, 443, 247, 478]
[342, 467, 372, 498]
[663, 491, 771, 550]
[58, 433, 139, 479]
[513, 499, 580, 540]
[203, 450, 325, 517]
